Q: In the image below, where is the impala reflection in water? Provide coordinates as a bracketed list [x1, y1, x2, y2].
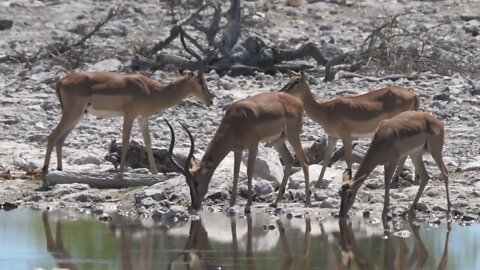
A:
[0, 209, 479, 269]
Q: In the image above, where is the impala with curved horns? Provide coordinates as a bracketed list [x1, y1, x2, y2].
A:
[280, 71, 419, 185]
[166, 91, 310, 211]
[338, 111, 451, 219]
[41, 31, 213, 189]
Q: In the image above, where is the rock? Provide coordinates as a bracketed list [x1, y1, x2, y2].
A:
[221, 80, 236, 90]
[289, 189, 305, 201]
[0, 19, 13, 31]
[393, 230, 411, 238]
[99, 213, 112, 222]
[62, 191, 102, 203]
[206, 188, 229, 201]
[71, 155, 102, 166]
[27, 194, 44, 202]
[242, 147, 283, 184]
[140, 197, 157, 208]
[462, 156, 480, 171]
[288, 178, 304, 189]
[461, 215, 477, 222]
[470, 83, 480, 95]
[152, 70, 167, 80]
[254, 180, 274, 196]
[87, 59, 123, 72]
[133, 189, 167, 205]
[98, 24, 128, 37]
[151, 205, 188, 221]
[13, 157, 37, 171]
[320, 197, 338, 208]
[433, 92, 450, 102]
[27, 134, 47, 143]
[91, 204, 104, 215]
[313, 191, 328, 201]
[415, 202, 429, 213]
[430, 101, 445, 110]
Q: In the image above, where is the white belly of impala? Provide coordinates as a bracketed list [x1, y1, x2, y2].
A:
[85, 107, 124, 118]
[403, 143, 426, 157]
[351, 131, 376, 138]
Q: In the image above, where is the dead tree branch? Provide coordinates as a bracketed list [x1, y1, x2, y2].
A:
[148, 4, 207, 56]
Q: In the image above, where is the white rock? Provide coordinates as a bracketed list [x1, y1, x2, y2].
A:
[71, 155, 102, 166]
[86, 59, 123, 72]
[242, 146, 283, 184]
[462, 156, 480, 171]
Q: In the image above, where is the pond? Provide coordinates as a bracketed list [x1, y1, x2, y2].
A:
[0, 208, 479, 270]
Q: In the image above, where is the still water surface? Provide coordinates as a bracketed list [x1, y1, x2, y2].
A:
[0, 208, 479, 270]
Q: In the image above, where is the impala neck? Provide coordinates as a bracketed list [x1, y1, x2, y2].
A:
[149, 77, 193, 107]
[350, 148, 381, 188]
[197, 126, 232, 184]
[299, 87, 329, 125]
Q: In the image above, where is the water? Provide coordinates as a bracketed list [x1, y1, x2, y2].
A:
[0, 209, 479, 270]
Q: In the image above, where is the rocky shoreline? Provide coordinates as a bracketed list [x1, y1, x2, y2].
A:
[1, 0, 479, 222]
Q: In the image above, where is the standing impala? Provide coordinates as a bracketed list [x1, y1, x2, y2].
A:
[280, 71, 419, 185]
[41, 32, 213, 189]
[338, 111, 451, 219]
[166, 92, 310, 211]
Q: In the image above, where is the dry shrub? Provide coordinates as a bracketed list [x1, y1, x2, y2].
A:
[361, 13, 479, 77]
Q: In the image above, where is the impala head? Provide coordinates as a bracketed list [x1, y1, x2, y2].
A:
[338, 169, 364, 217]
[180, 30, 213, 107]
[279, 70, 309, 97]
[165, 119, 209, 211]
[179, 69, 213, 106]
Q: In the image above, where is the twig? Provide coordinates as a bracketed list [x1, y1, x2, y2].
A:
[53, 1, 124, 56]
[148, 4, 207, 56]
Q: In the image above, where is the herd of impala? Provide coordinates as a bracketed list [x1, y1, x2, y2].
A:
[40, 32, 451, 220]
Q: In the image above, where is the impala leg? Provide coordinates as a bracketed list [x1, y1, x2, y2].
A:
[382, 159, 398, 220]
[408, 154, 429, 218]
[42, 106, 84, 189]
[288, 132, 310, 207]
[230, 150, 243, 207]
[55, 122, 81, 172]
[429, 137, 451, 215]
[391, 156, 407, 188]
[272, 142, 294, 207]
[316, 136, 338, 185]
[119, 115, 136, 174]
[245, 145, 258, 213]
[341, 135, 354, 178]
[138, 118, 158, 174]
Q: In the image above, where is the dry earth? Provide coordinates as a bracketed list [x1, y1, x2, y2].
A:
[0, 0, 479, 222]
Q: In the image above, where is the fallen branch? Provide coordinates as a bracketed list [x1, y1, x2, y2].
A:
[45, 171, 166, 189]
[334, 70, 444, 81]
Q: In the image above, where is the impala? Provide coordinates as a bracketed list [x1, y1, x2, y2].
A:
[41, 32, 213, 189]
[166, 91, 310, 211]
[280, 71, 419, 185]
[338, 111, 451, 219]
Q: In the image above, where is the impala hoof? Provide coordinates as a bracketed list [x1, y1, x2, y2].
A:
[226, 206, 238, 216]
[244, 205, 251, 215]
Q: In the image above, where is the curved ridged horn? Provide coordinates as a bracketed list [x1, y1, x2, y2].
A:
[179, 29, 204, 73]
[164, 118, 191, 177]
[179, 122, 195, 175]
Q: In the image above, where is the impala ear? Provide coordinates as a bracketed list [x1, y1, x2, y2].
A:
[342, 169, 352, 183]
[288, 70, 299, 77]
[179, 69, 194, 76]
[300, 71, 308, 82]
[189, 155, 199, 170]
